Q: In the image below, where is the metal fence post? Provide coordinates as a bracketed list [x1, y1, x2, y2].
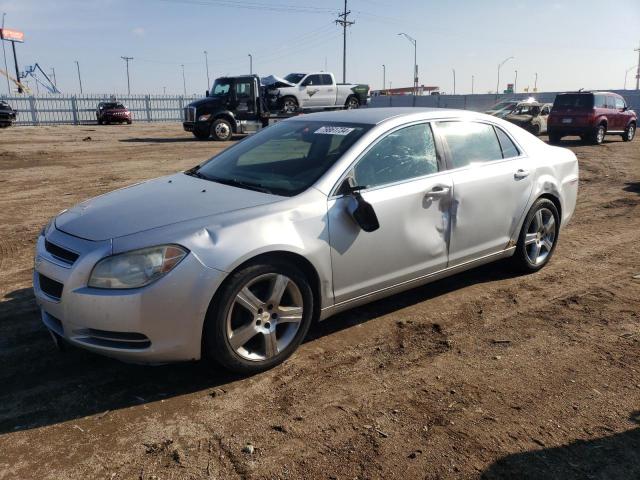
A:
[145, 95, 152, 122]
[71, 96, 79, 125]
[28, 96, 38, 125]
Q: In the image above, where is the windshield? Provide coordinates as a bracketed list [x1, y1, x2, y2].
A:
[210, 80, 231, 96]
[284, 73, 305, 84]
[513, 105, 540, 115]
[553, 94, 593, 109]
[100, 103, 125, 109]
[192, 120, 371, 196]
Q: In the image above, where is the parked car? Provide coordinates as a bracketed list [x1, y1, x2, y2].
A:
[0, 100, 17, 128]
[485, 97, 536, 118]
[547, 91, 636, 144]
[96, 102, 132, 125]
[263, 72, 369, 113]
[34, 108, 578, 373]
[504, 102, 552, 135]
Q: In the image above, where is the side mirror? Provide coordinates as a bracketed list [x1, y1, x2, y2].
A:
[339, 179, 380, 232]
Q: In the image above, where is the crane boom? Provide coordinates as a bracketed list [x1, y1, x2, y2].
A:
[0, 67, 31, 94]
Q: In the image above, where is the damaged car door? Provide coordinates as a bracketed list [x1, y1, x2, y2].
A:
[327, 122, 452, 304]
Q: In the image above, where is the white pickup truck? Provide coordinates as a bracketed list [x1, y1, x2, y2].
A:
[262, 72, 369, 113]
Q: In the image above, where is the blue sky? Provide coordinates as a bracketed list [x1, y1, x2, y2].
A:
[1, 0, 638, 95]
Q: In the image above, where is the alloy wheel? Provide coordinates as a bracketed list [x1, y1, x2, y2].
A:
[524, 207, 556, 265]
[214, 122, 230, 139]
[226, 273, 304, 362]
[628, 124, 635, 141]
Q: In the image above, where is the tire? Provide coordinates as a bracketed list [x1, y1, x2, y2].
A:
[590, 124, 606, 145]
[548, 133, 561, 144]
[97, 119, 103, 125]
[210, 118, 233, 141]
[203, 260, 314, 374]
[530, 124, 540, 136]
[511, 198, 560, 273]
[622, 122, 636, 142]
[280, 96, 299, 114]
[345, 95, 360, 110]
[193, 128, 210, 140]
[126, 120, 132, 125]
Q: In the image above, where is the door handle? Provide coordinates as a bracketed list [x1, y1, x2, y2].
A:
[514, 169, 530, 179]
[425, 186, 451, 198]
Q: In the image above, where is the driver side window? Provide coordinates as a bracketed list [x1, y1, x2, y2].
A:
[353, 123, 439, 189]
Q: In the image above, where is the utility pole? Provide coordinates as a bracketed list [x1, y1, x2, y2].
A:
[398, 33, 418, 95]
[624, 64, 638, 90]
[1, 12, 10, 94]
[452, 68, 456, 95]
[181, 64, 186, 95]
[248, 53, 252, 75]
[635, 43, 640, 90]
[336, 0, 354, 83]
[74, 60, 83, 94]
[471, 75, 474, 95]
[514, 70, 518, 94]
[534, 72, 538, 92]
[496, 56, 514, 98]
[382, 64, 385, 92]
[10, 40, 20, 93]
[121, 56, 133, 94]
[204, 50, 210, 89]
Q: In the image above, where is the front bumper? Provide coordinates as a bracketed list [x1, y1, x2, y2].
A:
[33, 226, 226, 363]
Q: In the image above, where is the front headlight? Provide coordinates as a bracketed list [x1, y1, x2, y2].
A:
[198, 114, 211, 121]
[88, 245, 188, 289]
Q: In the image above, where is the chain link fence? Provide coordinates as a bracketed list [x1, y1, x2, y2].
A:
[0, 94, 200, 125]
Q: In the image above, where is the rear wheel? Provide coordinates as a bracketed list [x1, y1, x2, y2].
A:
[548, 133, 561, 144]
[210, 118, 233, 141]
[622, 122, 636, 142]
[590, 124, 606, 145]
[511, 198, 559, 273]
[203, 261, 314, 374]
[345, 95, 360, 109]
[530, 124, 540, 136]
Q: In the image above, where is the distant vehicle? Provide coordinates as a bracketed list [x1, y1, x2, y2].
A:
[547, 91, 636, 144]
[96, 102, 132, 125]
[35, 108, 578, 373]
[0, 101, 17, 128]
[504, 102, 552, 135]
[183, 74, 368, 141]
[263, 72, 369, 113]
[486, 97, 537, 118]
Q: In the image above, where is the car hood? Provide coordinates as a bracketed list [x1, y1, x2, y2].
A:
[55, 173, 283, 241]
[261, 75, 296, 88]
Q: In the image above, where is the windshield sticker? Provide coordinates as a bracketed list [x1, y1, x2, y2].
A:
[314, 126, 355, 136]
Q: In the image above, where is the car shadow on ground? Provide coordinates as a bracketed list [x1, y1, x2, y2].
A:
[481, 411, 640, 479]
[0, 260, 519, 434]
[119, 137, 201, 143]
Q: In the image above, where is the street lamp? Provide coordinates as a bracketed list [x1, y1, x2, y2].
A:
[496, 56, 514, 97]
[398, 33, 417, 95]
[248, 53, 253, 75]
[382, 64, 386, 92]
[204, 50, 210, 89]
[472, 74, 475, 95]
[180, 64, 186, 95]
[452, 68, 456, 95]
[624, 64, 637, 90]
[514, 69, 518, 94]
[75, 60, 83, 94]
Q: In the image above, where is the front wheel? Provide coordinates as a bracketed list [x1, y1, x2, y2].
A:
[511, 198, 559, 273]
[210, 118, 233, 141]
[203, 261, 314, 374]
[280, 96, 299, 114]
[622, 123, 636, 142]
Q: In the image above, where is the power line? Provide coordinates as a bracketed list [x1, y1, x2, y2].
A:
[335, 0, 354, 83]
[158, 0, 336, 14]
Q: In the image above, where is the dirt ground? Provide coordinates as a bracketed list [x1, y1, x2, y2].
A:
[0, 122, 638, 480]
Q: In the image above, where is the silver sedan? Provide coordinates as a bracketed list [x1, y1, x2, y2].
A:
[33, 108, 579, 373]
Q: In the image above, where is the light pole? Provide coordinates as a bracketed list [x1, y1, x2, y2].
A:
[624, 65, 638, 90]
[514, 70, 518, 94]
[181, 64, 186, 95]
[382, 64, 386, 92]
[204, 50, 210, 89]
[121, 56, 133, 94]
[534, 72, 538, 92]
[248, 53, 252, 75]
[74, 60, 83, 94]
[1, 12, 10, 94]
[398, 33, 417, 95]
[471, 74, 475, 95]
[496, 56, 514, 98]
[452, 68, 456, 95]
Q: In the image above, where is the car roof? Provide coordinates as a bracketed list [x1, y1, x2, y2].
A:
[288, 107, 480, 125]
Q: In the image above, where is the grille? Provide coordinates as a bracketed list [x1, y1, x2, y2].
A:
[38, 274, 64, 299]
[184, 106, 196, 122]
[74, 328, 151, 350]
[45, 240, 79, 264]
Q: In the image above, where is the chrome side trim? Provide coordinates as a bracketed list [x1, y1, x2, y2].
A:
[319, 247, 516, 320]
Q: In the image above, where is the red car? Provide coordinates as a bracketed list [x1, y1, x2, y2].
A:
[547, 91, 636, 144]
[96, 102, 132, 125]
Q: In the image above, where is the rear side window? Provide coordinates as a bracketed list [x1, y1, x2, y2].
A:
[494, 127, 520, 158]
[553, 94, 594, 109]
[615, 97, 626, 110]
[436, 121, 503, 169]
[320, 74, 333, 86]
[594, 95, 606, 108]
